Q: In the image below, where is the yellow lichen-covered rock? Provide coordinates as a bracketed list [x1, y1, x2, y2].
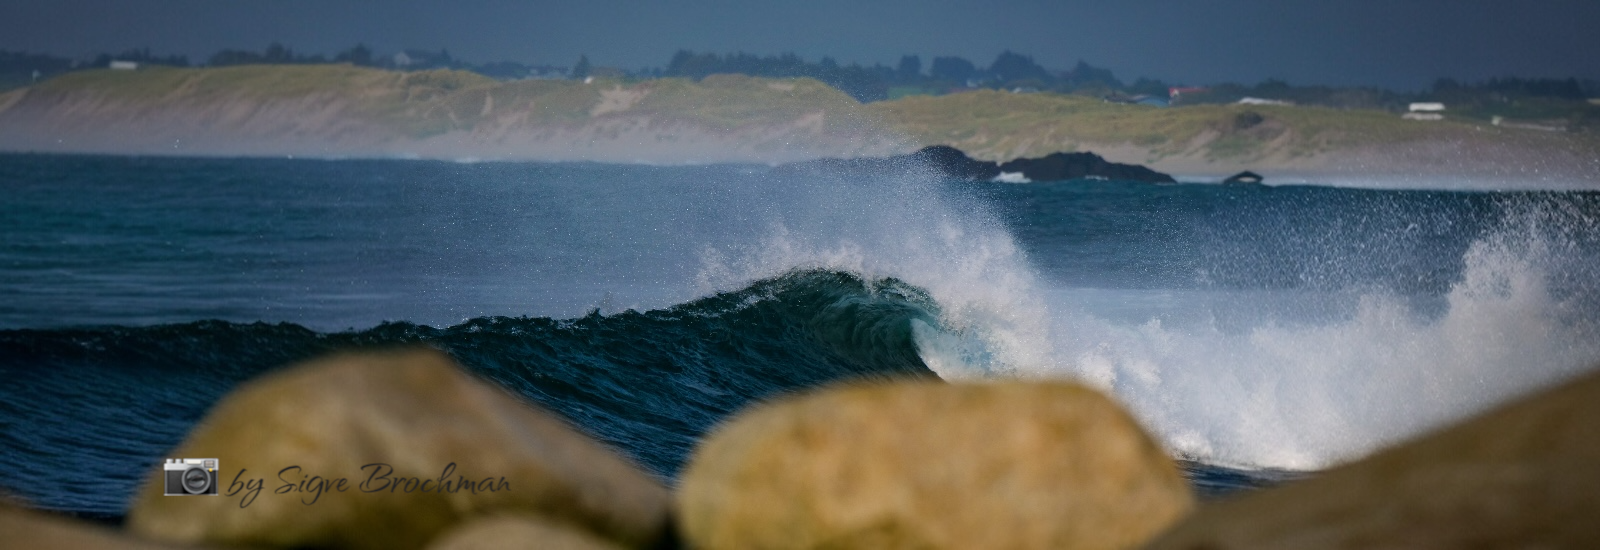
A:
[678, 380, 1194, 550]
[427, 515, 625, 550]
[126, 348, 670, 550]
[1145, 368, 1600, 550]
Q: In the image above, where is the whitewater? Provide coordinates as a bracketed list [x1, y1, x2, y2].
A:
[693, 162, 1600, 471]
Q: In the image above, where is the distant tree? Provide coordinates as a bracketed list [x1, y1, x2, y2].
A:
[263, 43, 289, 63]
[1065, 60, 1120, 89]
[476, 60, 531, 79]
[929, 56, 976, 84]
[89, 48, 189, 68]
[988, 50, 1052, 85]
[206, 43, 329, 67]
[659, 50, 888, 101]
[208, 48, 263, 67]
[572, 54, 591, 79]
[1254, 78, 1292, 94]
[666, 50, 721, 78]
[335, 44, 374, 66]
[896, 55, 921, 81]
[1125, 77, 1171, 97]
[1429, 76, 1586, 102]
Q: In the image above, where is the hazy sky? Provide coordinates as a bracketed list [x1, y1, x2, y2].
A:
[1, 0, 1595, 90]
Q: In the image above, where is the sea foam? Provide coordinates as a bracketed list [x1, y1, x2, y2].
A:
[1052, 197, 1600, 470]
[695, 167, 1600, 471]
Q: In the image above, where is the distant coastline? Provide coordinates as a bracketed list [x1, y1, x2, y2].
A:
[1, 65, 1597, 187]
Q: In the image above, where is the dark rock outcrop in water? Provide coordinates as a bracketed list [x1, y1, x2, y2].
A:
[907, 144, 1006, 180]
[1224, 170, 1265, 184]
[785, 145, 1176, 183]
[997, 150, 1176, 183]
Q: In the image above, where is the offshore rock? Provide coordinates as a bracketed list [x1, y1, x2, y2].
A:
[909, 144, 1006, 180]
[781, 145, 1177, 183]
[677, 381, 1194, 550]
[1145, 368, 1600, 550]
[126, 348, 671, 550]
[997, 151, 1176, 183]
[1222, 170, 1264, 184]
[427, 516, 625, 550]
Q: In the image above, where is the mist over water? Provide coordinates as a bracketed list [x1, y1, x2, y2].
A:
[1048, 197, 1600, 469]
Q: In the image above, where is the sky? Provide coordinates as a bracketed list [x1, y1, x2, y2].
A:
[1, 0, 1596, 90]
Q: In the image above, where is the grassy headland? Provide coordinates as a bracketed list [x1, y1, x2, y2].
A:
[0, 65, 900, 163]
[871, 90, 1600, 182]
[2, 64, 1596, 184]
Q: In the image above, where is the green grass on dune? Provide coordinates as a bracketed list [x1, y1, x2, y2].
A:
[23, 65, 878, 140]
[868, 90, 1486, 162]
[11, 65, 1598, 162]
[35, 64, 495, 101]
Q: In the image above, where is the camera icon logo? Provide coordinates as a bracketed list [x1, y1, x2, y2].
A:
[162, 458, 219, 496]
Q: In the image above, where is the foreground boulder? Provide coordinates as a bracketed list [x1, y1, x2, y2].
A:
[1145, 368, 1600, 549]
[427, 516, 624, 550]
[678, 381, 1194, 549]
[0, 502, 202, 549]
[126, 348, 671, 550]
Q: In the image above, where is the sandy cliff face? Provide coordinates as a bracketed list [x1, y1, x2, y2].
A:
[0, 66, 909, 163]
[0, 86, 387, 156]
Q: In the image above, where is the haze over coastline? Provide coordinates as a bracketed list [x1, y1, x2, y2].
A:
[2, 64, 1598, 188]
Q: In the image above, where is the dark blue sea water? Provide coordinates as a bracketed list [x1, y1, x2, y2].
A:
[3, 154, 1598, 517]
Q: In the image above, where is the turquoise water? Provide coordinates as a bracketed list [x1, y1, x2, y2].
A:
[2, 154, 1597, 515]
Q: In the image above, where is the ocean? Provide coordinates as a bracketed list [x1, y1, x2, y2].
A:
[3, 154, 1598, 517]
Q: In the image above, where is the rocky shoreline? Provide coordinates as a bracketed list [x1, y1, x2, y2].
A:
[781, 145, 1177, 183]
[5, 348, 1600, 549]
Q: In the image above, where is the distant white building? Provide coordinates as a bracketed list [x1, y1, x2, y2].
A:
[1403, 102, 1446, 121]
[1237, 97, 1292, 106]
[109, 61, 138, 70]
[393, 52, 412, 68]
